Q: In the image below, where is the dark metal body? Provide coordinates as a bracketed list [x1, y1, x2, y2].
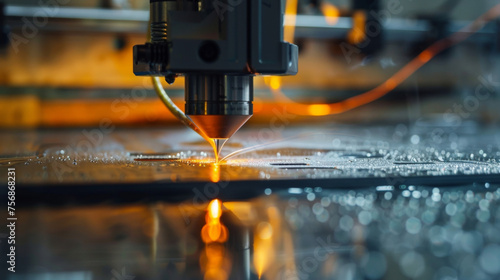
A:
[133, 0, 298, 138]
[185, 75, 253, 116]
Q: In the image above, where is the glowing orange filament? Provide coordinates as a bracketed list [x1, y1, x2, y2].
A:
[209, 199, 221, 219]
[201, 199, 228, 243]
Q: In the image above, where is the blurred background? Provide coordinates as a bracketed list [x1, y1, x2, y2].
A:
[1, 0, 499, 127]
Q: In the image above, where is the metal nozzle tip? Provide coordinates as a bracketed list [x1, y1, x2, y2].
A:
[188, 115, 252, 139]
[213, 138, 228, 162]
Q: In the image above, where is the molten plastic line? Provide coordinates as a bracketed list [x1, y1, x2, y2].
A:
[219, 132, 352, 162]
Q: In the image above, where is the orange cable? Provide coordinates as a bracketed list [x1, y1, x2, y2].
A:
[274, 4, 500, 115]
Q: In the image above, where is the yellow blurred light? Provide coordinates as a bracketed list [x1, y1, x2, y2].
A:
[263, 76, 270, 86]
[254, 241, 266, 278]
[210, 163, 220, 183]
[253, 97, 263, 113]
[209, 199, 221, 219]
[205, 243, 225, 260]
[201, 221, 229, 243]
[223, 201, 255, 222]
[202, 243, 230, 280]
[257, 222, 273, 240]
[208, 223, 222, 241]
[321, 3, 340, 25]
[204, 268, 228, 280]
[307, 104, 331, 116]
[201, 199, 228, 243]
[254, 232, 274, 279]
[284, 0, 298, 43]
[270, 77, 281, 90]
[348, 11, 366, 45]
[0, 95, 41, 127]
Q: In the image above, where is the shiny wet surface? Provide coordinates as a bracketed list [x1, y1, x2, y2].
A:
[1, 125, 499, 185]
[1, 124, 500, 279]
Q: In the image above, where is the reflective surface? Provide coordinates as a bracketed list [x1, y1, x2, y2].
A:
[1, 124, 500, 279]
[4, 184, 500, 280]
[1, 124, 499, 185]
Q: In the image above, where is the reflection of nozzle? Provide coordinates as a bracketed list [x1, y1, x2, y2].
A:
[185, 74, 253, 139]
[185, 201, 257, 280]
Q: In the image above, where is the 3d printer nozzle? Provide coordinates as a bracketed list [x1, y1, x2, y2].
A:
[185, 74, 253, 139]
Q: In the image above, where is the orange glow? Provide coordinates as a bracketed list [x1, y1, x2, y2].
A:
[253, 207, 281, 279]
[418, 50, 432, 63]
[257, 222, 273, 240]
[321, 3, 340, 25]
[307, 104, 331, 116]
[204, 268, 228, 280]
[253, 97, 263, 113]
[0, 95, 41, 127]
[208, 223, 222, 241]
[210, 163, 220, 183]
[270, 77, 281, 90]
[201, 200, 230, 280]
[201, 199, 228, 243]
[254, 222, 276, 279]
[201, 243, 230, 280]
[348, 11, 366, 45]
[284, 0, 298, 43]
[209, 199, 221, 219]
[254, 236, 270, 278]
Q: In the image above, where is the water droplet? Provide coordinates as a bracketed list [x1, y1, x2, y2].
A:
[361, 251, 387, 279]
[400, 251, 425, 278]
[384, 192, 393, 200]
[406, 217, 422, 234]
[445, 203, 457, 216]
[307, 193, 316, 201]
[479, 244, 500, 274]
[359, 211, 373, 225]
[339, 215, 354, 232]
[410, 135, 420, 145]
